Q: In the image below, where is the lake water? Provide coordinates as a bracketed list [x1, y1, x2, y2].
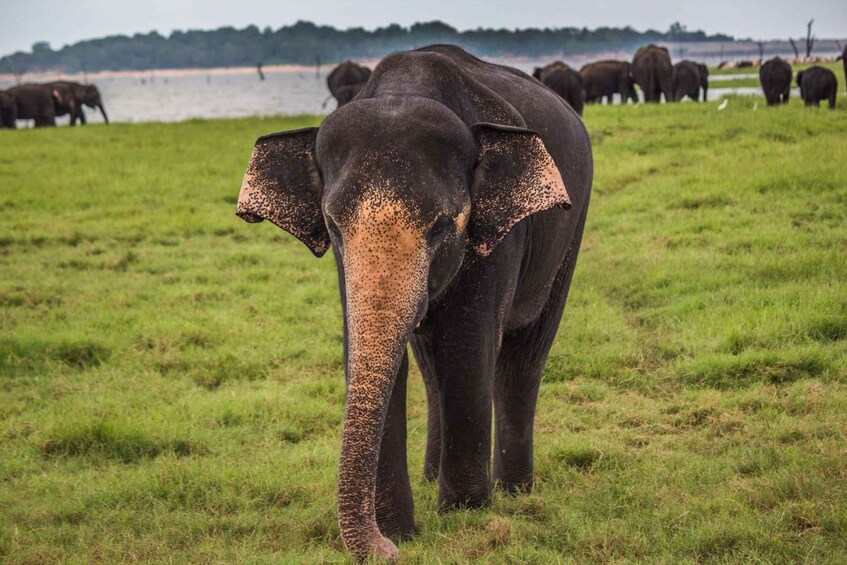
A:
[0, 63, 781, 126]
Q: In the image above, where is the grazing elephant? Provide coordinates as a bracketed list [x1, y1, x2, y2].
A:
[671, 60, 706, 102]
[533, 62, 585, 115]
[6, 84, 64, 127]
[236, 44, 592, 563]
[797, 66, 838, 109]
[759, 57, 792, 106]
[631, 44, 673, 102]
[327, 61, 372, 107]
[0, 90, 17, 128]
[46, 81, 109, 125]
[579, 60, 638, 104]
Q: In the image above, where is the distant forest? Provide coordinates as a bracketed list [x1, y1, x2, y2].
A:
[0, 20, 733, 73]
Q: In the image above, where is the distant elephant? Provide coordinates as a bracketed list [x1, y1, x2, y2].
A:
[6, 84, 64, 127]
[632, 45, 673, 103]
[579, 60, 638, 104]
[327, 61, 372, 107]
[759, 57, 792, 106]
[843, 45, 846, 94]
[671, 60, 706, 102]
[797, 66, 838, 109]
[46, 81, 109, 125]
[533, 62, 585, 115]
[236, 44, 592, 563]
[0, 90, 17, 128]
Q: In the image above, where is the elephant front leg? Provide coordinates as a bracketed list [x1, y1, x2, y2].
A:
[427, 322, 498, 511]
[410, 336, 442, 482]
[375, 350, 416, 541]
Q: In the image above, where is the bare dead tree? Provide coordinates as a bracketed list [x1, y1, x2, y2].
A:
[805, 19, 815, 58]
[789, 38, 800, 59]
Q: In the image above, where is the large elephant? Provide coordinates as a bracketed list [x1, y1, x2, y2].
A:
[631, 45, 673, 102]
[326, 61, 372, 107]
[533, 61, 585, 115]
[579, 60, 638, 104]
[671, 60, 706, 102]
[797, 66, 838, 109]
[236, 44, 592, 563]
[759, 57, 792, 106]
[46, 81, 109, 125]
[0, 90, 17, 128]
[6, 84, 64, 127]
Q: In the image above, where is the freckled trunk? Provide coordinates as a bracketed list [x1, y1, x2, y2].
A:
[336, 229, 426, 562]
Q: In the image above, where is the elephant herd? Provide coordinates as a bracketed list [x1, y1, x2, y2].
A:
[329, 44, 844, 117]
[328, 45, 710, 117]
[760, 57, 839, 109]
[0, 81, 108, 128]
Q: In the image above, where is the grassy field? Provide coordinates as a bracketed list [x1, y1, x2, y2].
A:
[1, 95, 846, 563]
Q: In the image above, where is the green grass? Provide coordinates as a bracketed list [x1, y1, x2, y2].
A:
[1, 96, 846, 563]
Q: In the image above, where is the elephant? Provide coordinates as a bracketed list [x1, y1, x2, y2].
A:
[6, 84, 64, 127]
[326, 61, 372, 107]
[759, 57, 792, 106]
[235, 44, 592, 563]
[843, 45, 846, 94]
[46, 81, 109, 125]
[671, 60, 706, 102]
[533, 61, 585, 115]
[578, 60, 638, 104]
[797, 66, 838, 109]
[0, 90, 17, 128]
[631, 44, 673, 102]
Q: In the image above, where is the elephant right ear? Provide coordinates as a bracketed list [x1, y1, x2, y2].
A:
[236, 127, 330, 257]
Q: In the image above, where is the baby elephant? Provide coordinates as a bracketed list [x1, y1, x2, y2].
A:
[797, 66, 838, 109]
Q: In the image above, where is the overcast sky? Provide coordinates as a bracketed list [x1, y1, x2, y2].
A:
[1, 0, 845, 56]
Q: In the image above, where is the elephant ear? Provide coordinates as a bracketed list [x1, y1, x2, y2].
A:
[236, 127, 330, 257]
[468, 123, 571, 256]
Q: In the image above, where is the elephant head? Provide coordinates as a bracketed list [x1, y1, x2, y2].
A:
[235, 98, 570, 562]
[77, 84, 109, 123]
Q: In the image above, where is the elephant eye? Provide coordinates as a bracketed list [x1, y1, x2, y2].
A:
[427, 216, 452, 244]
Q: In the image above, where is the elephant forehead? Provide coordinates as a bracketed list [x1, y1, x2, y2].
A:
[344, 194, 425, 252]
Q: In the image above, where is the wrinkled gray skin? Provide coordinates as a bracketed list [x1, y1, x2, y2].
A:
[6, 84, 63, 127]
[46, 81, 109, 125]
[533, 62, 585, 115]
[759, 57, 792, 106]
[797, 66, 838, 109]
[0, 90, 17, 128]
[579, 60, 638, 104]
[632, 44, 673, 103]
[327, 61, 372, 107]
[671, 60, 706, 102]
[698, 63, 709, 101]
[236, 44, 592, 562]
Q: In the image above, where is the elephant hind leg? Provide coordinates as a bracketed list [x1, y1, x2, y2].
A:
[493, 209, 587, 494]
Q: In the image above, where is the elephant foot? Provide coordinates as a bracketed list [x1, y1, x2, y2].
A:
[494, 475, 534, 495]
[376, 511, 417, 542]
[437, 485, 491, 513]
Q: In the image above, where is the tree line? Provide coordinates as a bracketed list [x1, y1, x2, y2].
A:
[0, 20, 733, 74]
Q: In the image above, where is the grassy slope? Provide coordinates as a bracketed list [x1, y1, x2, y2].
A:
[1, 98, 846, 563]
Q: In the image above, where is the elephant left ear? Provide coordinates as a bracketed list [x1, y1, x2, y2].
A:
[468, 123, 571, 256]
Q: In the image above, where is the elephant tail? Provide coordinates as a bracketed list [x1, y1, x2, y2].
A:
[320, 93, 334, 109]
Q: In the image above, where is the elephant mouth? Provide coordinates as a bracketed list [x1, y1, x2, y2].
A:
[236, 211, 265, 223]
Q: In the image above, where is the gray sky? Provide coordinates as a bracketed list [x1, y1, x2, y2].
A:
[1, 0, 845, 56]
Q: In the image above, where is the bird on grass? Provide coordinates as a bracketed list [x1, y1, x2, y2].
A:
[718, 99, 729, 111]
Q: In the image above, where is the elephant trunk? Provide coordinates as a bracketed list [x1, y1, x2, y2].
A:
[98, 102, 109, 124]
[336, 200, 428, 562]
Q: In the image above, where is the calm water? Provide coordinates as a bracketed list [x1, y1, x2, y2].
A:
[0, 63, 781, 125]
